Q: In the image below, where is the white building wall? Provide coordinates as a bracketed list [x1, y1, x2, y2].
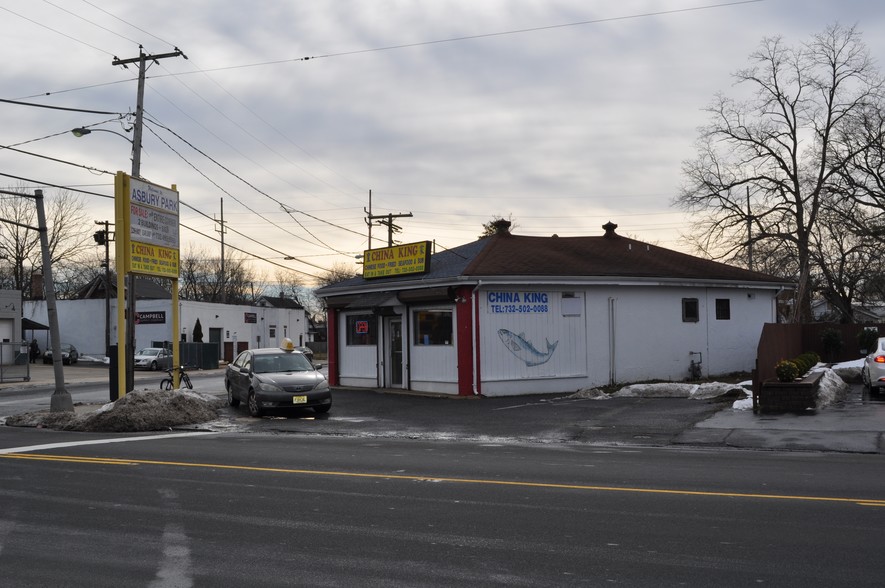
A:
[23, 299, 307, 359]
[477, 285, 778, 397]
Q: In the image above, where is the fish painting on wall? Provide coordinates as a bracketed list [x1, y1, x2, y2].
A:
[497, 329, 559, 366]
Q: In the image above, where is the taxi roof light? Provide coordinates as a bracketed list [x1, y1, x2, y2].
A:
[281, 337, 295, 352]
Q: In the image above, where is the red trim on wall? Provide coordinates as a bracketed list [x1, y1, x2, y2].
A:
[326, 307, 339, 386]
[455, 286, 475, 396]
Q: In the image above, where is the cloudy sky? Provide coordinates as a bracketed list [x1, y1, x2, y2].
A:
[2, 0, 884, 285]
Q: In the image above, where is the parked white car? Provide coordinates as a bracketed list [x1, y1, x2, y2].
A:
[861, 337, 885, 394]
[134, 347, 173, 371]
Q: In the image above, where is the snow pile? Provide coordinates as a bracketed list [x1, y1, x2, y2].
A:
[612, 382, 749, 400]
[569, 362, 855, 412]
[5, 389, 224, 432]
[812, 367, 850, 409]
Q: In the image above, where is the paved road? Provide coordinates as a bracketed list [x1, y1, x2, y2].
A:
[1, 431, 883, 586]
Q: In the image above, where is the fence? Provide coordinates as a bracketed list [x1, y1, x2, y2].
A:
[0, 341, 31, 383]
[754, 322, 885, 392]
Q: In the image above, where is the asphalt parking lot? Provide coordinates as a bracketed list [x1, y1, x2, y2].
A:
[3, 362, 885, 453]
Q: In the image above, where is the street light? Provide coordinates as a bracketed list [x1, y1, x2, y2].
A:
[71, 127, 133, 142]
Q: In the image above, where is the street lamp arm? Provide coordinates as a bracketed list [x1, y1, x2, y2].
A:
[71, 127, 133, 144]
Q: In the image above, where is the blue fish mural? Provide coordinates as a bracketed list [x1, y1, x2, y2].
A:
[497, 329, 559, 366]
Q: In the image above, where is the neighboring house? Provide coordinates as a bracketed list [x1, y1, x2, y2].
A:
[23, 285, 309, 363]
[810, 299, 885, 324]
[316, 222, 794, 397]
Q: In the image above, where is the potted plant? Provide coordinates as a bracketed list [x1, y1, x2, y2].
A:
[775, 359, 800, 382]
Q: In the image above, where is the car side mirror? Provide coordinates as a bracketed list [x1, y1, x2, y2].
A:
[314, 363, 324, 371]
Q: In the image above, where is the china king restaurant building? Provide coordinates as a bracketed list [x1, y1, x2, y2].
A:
[316, 222, 793, 397]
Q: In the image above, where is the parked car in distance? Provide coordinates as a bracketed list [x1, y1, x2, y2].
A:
[134, 347, 173, 371]
[43, 343, 79, 365]
[296, 346, 314, 363]
[225, 339, 331, 417]
[862, 337, 885, 394]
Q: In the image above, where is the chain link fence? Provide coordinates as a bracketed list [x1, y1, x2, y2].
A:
[0, 341, 31, 382]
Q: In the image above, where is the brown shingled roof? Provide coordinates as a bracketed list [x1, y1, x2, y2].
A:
[463, 229, 785, 283]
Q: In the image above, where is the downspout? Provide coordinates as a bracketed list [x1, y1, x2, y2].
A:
[471, 281, 483, 395]
[608, 297, 616, 386]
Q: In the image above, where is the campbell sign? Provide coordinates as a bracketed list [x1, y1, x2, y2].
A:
[362, 241, 431, 279]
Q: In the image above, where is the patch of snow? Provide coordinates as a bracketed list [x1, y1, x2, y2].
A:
[567, 388, 609, 400]
[612, 381, 749, 400]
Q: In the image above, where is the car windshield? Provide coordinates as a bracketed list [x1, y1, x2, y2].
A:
[253, 352, 313, 374]
[137, 349, 159, 356]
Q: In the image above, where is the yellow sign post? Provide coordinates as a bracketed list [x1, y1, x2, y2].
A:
[115, 172, 181, 396]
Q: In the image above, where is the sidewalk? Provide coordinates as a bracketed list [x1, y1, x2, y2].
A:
[678, 389, 885, 453]
[0, 361, 221, 389]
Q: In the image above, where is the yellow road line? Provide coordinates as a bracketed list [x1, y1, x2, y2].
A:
[3, 452, 884, 507]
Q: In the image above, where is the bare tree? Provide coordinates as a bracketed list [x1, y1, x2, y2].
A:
[316, 262, 360, 288]
[178, 246, 264, 304]
[675, 24, 882, 322]
[810, 199, 879, 322]
[271, 269, 325, 319]
[0, 186, 91, 298]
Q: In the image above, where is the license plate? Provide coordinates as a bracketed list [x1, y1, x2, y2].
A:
[292, 395, 307, 404]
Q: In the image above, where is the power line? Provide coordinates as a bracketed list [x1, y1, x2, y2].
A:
[0, 97, 124, 115]
[143, 116, 365, 239]
[135, 1, 767, 76]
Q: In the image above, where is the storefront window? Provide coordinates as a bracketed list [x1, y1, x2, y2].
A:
[414, 310, 453, 345]
[346, 314, 376, 345]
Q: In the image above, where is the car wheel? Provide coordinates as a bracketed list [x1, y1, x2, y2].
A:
[247, 390, 263, 417]
[226, 382, 240, 407]
[150, 361, 158, 371]
[314, 404, 331, 414]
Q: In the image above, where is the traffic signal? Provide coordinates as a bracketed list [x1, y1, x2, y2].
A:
[93, 230, 106, 245]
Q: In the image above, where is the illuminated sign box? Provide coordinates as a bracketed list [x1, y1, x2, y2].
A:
[363, 241, 431, 279]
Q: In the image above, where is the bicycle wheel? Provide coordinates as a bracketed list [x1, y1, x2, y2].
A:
[160, 378, 173, 391]
[182, 373, 193, 390]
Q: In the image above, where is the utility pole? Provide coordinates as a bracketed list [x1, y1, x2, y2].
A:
[35, 190, 73, 412]
[746, 186, 754, 272]
[366, 211, 413, 247]
[215, 197, 227, 303]
[93, 220, 114, 356]
[364, 190, 373, 250]
[112, 45, 186, 395]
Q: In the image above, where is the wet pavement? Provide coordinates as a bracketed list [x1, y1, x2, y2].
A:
[3, 362, 885, 453]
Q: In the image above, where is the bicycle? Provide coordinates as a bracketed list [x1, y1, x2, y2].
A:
[160, 365, 193, 391]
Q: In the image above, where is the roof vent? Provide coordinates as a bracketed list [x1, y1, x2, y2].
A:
[602, 221, 618, 237]
[491, 219, 512, 234]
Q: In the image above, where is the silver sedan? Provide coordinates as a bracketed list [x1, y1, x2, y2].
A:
[225, 347, 331, 417]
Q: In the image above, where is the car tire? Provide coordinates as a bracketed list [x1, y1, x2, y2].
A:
[150, 361, 158, 371]
[248, 390, 263, 417]
[226, 382, 240, 407]
[314, 404, 331, 414]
